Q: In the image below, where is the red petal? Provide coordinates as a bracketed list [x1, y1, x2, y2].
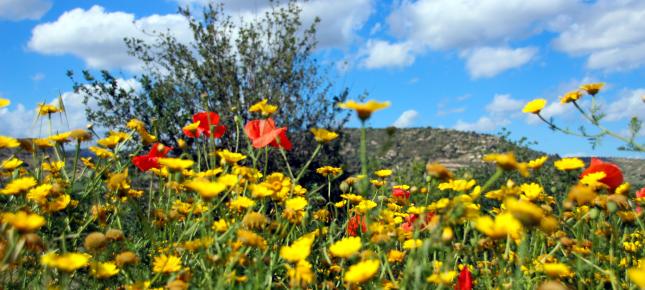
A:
[132, 156, 159, 172]
[580, 158, 623, 190]
[455, 266, 473, 290]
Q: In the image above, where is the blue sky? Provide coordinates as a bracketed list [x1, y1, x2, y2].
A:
[1, 0, 644, 158]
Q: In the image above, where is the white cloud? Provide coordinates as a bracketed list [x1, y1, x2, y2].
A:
[485, 94, 524, 115]
[0, 92, 91, 137]
[0, 78, 137, 137]
[0, 0, 52, 21]
[360, 40, 415, 69]
[454, 116, 507, 132]
[604, 89, 645, 121]
[387, 0, 574, 50]
[462, 46, 537, 78]
[175, 0, 373, 48]
[28, 6, 192, 71]
[552, 1, 645, 70]
[31, 73, 45, 81]
[454, 94, 523, 132]
[392, 110, 419, 128]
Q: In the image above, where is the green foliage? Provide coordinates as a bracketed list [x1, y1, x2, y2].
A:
[68, 1, 350, 170]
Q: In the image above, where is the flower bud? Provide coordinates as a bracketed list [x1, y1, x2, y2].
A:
[115, 251, 139, 266]
[84, 232, 107, 251]
[105, 228, 125, 241]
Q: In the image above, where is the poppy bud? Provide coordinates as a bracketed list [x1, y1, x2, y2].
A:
[84, 232, 107, 251]
[166, 280, 188, 290]
[441, 227, 453, 242]
[115, 251, 139, 266]
[339, 181, 350, 193]
[23, 233, 44, 253]
[105, 228, 125, 241]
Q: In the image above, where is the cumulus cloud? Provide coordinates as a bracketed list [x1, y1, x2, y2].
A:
[604, 89, 645, 121]
[462, 46, 537, 78]
[0, 78, 137, 137]
[0, 0, 52, 21]
[356, 0, 572, 72]
[387, 0, 573, 50]
[0, 92, 92, 137]
[360, 40, 416, 69]
[552, 1, 645, 71]
[454, 94, 523, 132]
[485, 94, 524, 115]
[454, 117, 507, 132]
[392, 110, 419, 128]
[28, 6, 193, 71]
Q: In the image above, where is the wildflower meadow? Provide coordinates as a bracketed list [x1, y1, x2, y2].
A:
[0, 82, 644, 289]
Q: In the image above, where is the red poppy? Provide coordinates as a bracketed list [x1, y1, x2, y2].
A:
[455, 266, 473, 290]
[132, 143, 172, 172]
[183, 112, 226, 138]
[401, 212, 435, 232]
[580, 158, 623, 191]
[347, 214, 367, 236]
[392, 188, 410, 199]
[244, 118, 292, 150]
[636, 187, 645, 213]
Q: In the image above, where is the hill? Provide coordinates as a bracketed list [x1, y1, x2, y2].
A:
[340, 127, 644, 187]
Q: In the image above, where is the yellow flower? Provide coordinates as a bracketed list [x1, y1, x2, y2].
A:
[1, 176, 37, 195]
[329, 237, 361, 258]
[216, 149, 247, 164]
[403, 239, 423, 250]
[310, 128, 338, 143]
[615, 182, 631, 195]
[2, 211, 46, 232]
[627, 260, 645, 289]
[37, 103, 63, 116]
[212, 219, 229, 232]
[340, 193, 364, 203]
[560, 90, 583, 104]
[438, 179, 476, 192]
[344, 259, 379, 284]
[236, 229, 267, 250]
[542, 263, 572, 278]
[527, 156, 548, 169]
[483, 152, 529, 177]
[374, 169, 393, 178]
[27, 184, 53, 204]
[184, 178, 226, 200]
[48, 132, 72, 143]
[249, 99, 278, 116]
[280, 234, 315, 262]
[519, 183, 543, 201]
[316, 166, 342, 177]
[387, 250, 406, 263]
[286, 259, 314, 288]
[158, 158, 194, 171]
[41, 252, 91, 272]
[1, 157, 23, 170]
[46, 194, 71, 212]
[42, 161, 65, 173]
[89, 146, 114, 159]
[91, 262, 120, 279]
[356, 199, 377, 213]
[580, 83, 604, 96]
[228, 196, 256, 211]
[426, 271, 458, 285]
[505, 198, 544, 227]
[69, 129, 93, 142]
[338, 100, 390, 121]
[0, 98, 9, 108]
[152, 254, 182, 273]
[522, 98, 547, 114]
[285, 196, 308, 211]
[0, 136, 20, 149]
[554, 157, 585, 171]
[474, 212, 523, 240]
[579, 171, 607, 189]
[183, 121, 200, 134]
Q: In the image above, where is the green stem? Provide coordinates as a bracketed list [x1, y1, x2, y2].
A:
[294, 144, 322, 183]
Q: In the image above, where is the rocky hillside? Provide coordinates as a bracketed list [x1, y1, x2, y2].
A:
[340, 127, 644, 186]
